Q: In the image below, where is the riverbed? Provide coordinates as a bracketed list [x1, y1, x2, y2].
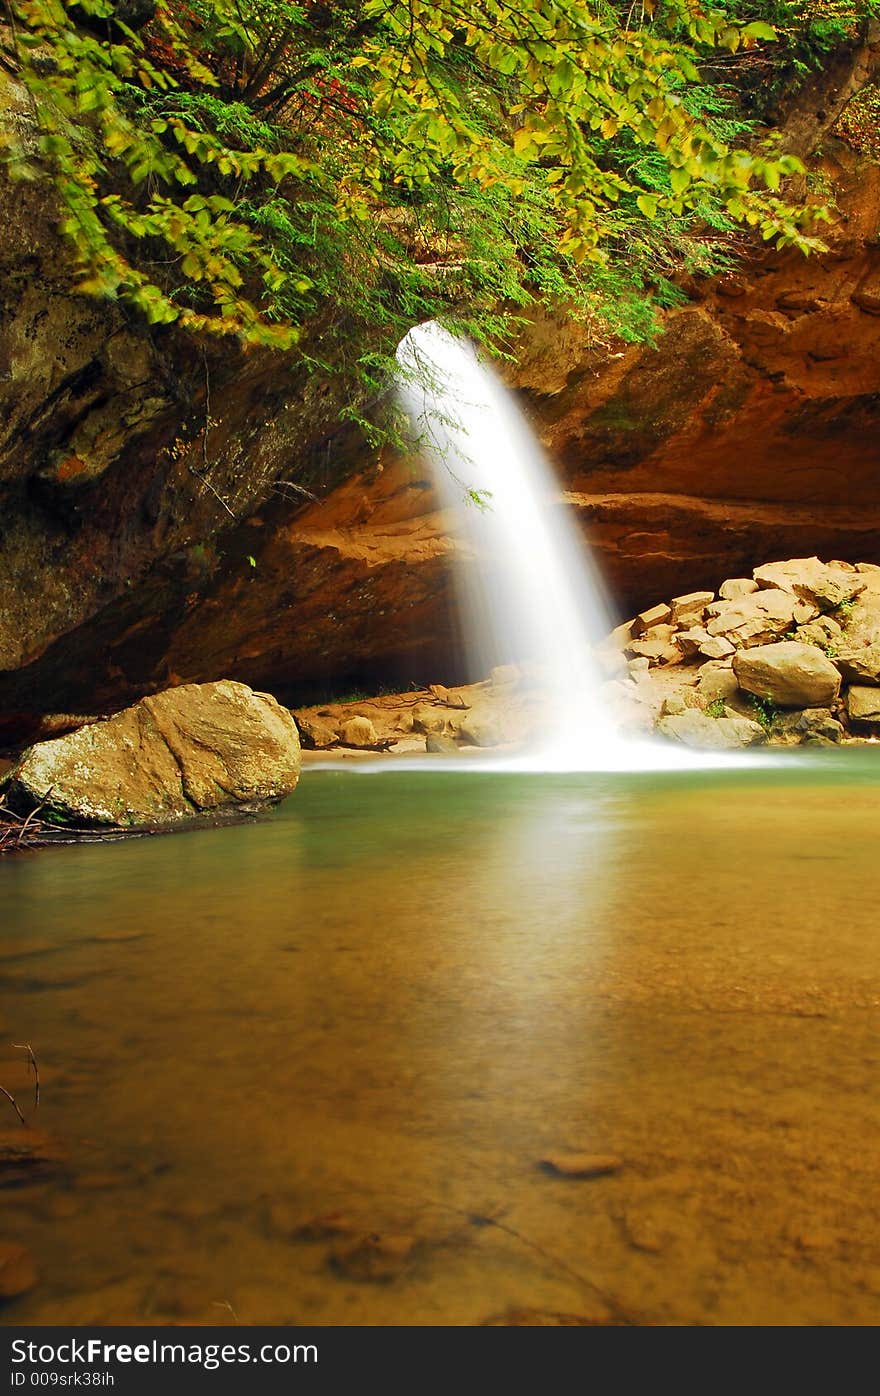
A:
[2, 757, 880, 1325]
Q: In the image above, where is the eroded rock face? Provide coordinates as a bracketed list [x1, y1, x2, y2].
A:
[1, 90, 880, 723]
[2, 681, 301, 827]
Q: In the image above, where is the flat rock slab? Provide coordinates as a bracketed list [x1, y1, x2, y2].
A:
[2, 680, 301, 829]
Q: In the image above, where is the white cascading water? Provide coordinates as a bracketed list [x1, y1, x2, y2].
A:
[396, 321, 619, 768]
[395, 321, 760, 772]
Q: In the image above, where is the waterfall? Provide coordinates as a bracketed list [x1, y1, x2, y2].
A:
[396, 320, 625, 769]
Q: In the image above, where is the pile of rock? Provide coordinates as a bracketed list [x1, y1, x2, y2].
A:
[295, 668, 542, 757]
[598, 557, 880, 749]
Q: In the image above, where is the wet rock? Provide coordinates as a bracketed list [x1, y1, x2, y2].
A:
[456, 715, 508, 748]
[426, 734, 459, 754]
[0, 1243, 37, 1298]
[795, 709, 844, 743]
[296, 714, 339, 749]
[489, 665, 521, 689]
[329, 1232, 421, 1283]
[411, 705, 451, 737]
[338, 715, 379, 748]
[670, 591, 714, 626]
[719, 578, 759, 600]
[656, 710, 767, 750]
[3, 681, 301, 828]
[539, 1152, 623, 1178]
[846, 686, 880, 726]
[389, 736, 428, 754]
[0, 1128, 65, 1186]
[278, 1208, 358, 1243]
[733, 642, 842, 708]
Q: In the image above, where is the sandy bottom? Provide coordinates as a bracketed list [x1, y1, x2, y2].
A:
[2, 759, 880, 1326]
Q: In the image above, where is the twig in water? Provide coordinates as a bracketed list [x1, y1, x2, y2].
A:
[16, 788, 54, 847]
[211, 1300, 239, 1323]
[12, 1044, 39, 1112]
[0, 1086, 25, 1127]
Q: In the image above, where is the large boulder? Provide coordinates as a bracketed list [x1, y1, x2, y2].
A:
[2, 681, 301, 828]
[732, 642, 842, 708]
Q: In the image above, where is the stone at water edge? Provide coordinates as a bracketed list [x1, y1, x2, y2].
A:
[656, 710, 767, 751]
[426, 734, 459, 754]
[846, 686, 880, 725]
[3, 680, 301, 829]
[733, 642, 842, 708]
[338, 715, 379, 748]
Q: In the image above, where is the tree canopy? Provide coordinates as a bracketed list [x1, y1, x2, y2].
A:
[0, 0, 874, 374]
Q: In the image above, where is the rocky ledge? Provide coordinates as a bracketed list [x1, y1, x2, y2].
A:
[598, 556, 880, 749]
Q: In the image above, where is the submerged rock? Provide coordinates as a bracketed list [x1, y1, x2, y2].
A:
[0, 1243, 37, 1298]
[2, 680, 300, 829]
[539, 1152, 623, 1178]
[733, 642, 841, 708]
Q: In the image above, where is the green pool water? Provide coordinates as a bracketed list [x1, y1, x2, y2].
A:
[2, 757, 880, 1325]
